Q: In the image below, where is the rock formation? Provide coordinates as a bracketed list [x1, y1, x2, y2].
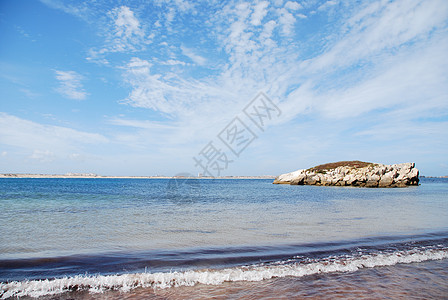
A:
[273, 161, 419, 187]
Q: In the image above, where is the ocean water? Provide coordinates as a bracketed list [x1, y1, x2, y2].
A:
[0, 177, 447, 299]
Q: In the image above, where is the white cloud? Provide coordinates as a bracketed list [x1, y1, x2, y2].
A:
[109, 118, 177, 130]
[29, 150, 55, 163]
[259, 20, 277, 42]
[265, 0, 448, 146]
[87, 5, 150, 62]
[111, 6, 145, 51]
[181, 46, 207, 66]
[355, 120, 448, 142]
[317, 37, 448, 120]
[277, 7, 297, 36]
[68, 153, 83, 161]
[308, 0, 448, 73]
[165, 7, 175, 26]
[20, 88, 40, 99]
[161, 59, 189, 66]
[318, 0, 338, 11]
[211, 1, 298, 99]
[121, 57, 238, 119]
[108, 117, 186, 150]
[40, 0, 91, 20]
[54, 70, 88, 100]
[39, 0, 448, 175]
[251, 1, 269, 26]
[114, 6, 143, 39]
[278, 0, 448, 130]
[120, 0, 448, 139]
[171, 0, 195, 11]
[121, 57, 173, 113]
[0, 113, 108, 158]
[285, 1, 302, 11]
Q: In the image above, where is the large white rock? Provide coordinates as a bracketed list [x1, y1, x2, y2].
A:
[273, 169, 305, 184]
[274, 162, 419, 188]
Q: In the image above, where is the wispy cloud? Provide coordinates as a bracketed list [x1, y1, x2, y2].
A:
[29, 150, 56, 163]
[109, 6, 148, 51]
[109, 118, 177, 130]
[0, 112, 108, 158]
[39, 0, 91, 20]
[250, 1, 269, 26]
[87, 5, 152, 63]
[308, 0, 448, 74]
[35, 0, 448, 175]
[277, 6, 298, 36]
[318, 0, 338, 11]
[285, 1, 302, 11]
[117, 0, 448, 146]
[160, 59, 189, 66]
[54, 70, 88, 100]
[181, 46, 207, 66]
[120, 57, 234, 117]
[20, 88, 40, 99]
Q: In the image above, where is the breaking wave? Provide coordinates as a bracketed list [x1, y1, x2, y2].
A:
[2, 245, 447, 299]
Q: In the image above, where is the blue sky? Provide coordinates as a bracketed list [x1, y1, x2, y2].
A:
[0, 0, 447, 176]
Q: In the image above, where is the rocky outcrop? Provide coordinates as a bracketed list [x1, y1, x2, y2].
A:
[273, 162, 419, 188]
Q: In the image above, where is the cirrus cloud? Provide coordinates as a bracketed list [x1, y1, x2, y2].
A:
[54, 70, 88, 100]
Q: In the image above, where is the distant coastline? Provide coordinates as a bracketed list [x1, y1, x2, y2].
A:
[0, 173, 276, 179]
[1, 173, 445, 180]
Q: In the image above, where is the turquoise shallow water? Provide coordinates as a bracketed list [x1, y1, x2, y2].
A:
[0, 178, 447, 298]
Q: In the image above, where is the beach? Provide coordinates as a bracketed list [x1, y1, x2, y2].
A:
[2, 1, 447, 298]
[44, 259, 448, 299]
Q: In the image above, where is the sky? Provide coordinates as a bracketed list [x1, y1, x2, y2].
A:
[0, 0, 447, 177]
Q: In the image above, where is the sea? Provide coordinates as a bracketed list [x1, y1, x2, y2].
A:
[0, 177, 447, 299]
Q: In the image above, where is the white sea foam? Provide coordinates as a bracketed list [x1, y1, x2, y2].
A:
[1, 247, 447, 299]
